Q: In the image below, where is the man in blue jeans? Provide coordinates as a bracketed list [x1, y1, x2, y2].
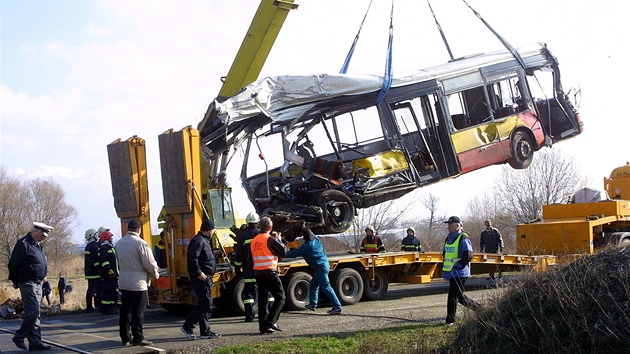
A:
[285, 223, 342, 315]
[8, 222, 54, 351]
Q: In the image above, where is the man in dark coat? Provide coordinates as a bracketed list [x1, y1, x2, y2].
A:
[8, 222, 54, 351]
[180, 219, 221, 340]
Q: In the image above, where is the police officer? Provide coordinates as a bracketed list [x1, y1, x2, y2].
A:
[99, 230, 118, 315]
[84, 228, 101, 313]
[8, 221, 54, 351]
[442, 216, 481, 326]
[251, 216, 286, 334]
[234, 212, 262, 322]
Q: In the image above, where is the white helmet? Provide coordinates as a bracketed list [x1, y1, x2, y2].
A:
[365, 225, 375, 233]
[407, 227, 415, 234]
[97, 226, 109, 234]
[246, 212, 260, 224]
[85, 229, 97, 241]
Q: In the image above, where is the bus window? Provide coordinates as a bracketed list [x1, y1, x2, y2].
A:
[445, 85, 491, 130]
[486, 73, 523, 118]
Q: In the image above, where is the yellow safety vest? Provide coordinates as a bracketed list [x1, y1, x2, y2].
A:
[442, 233, 464, 272]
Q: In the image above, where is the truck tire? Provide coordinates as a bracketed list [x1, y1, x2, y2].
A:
[362, 268, 389, 301]
[227, 276, 258, 316]
[508, 130, 534, 169]
[331, 268, 364, 305]
[310, 190, 355, 234]
[283, 271, 312, 310]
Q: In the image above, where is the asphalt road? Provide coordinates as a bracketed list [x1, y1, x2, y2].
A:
[0, 276, 505, 354]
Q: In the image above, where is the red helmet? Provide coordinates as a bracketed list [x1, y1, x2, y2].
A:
[99, 230, 114, 243]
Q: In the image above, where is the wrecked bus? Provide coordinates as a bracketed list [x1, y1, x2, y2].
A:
[200, 42, 583, 234]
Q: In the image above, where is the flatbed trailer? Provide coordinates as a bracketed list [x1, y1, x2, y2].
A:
[200, 250, 556, 314]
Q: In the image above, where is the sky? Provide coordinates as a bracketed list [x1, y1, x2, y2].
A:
[2, 0, 628, 245]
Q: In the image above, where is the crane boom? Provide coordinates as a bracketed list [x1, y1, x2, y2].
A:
[218, 0, 298, 98]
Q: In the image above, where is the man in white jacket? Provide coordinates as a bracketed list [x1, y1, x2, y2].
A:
[115, 220, 159, 347]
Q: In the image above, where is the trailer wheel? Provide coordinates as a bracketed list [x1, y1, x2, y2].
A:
[227, 276, 258, 316]
[283, 271, 312, 310]
[331, 268, 364, 305]
[508, 131, 534, 169]
[310, 190, 355, 234]
[362, 268, 389, 301]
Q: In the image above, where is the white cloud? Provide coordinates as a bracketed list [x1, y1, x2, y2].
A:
[2, 0, 630, 244]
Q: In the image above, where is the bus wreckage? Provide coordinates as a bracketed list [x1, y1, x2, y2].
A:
[199, 42, 583, 235]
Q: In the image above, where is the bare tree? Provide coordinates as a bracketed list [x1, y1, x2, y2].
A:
[494, 148, 587, 230]
[0, 167, 78, 276]
[0, 168, 31, 276]
[463, 193, 515, 253]
[342, 199, 416, 253]
[416, 193, 448, 251]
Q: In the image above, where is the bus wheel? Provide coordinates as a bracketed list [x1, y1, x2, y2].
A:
[283, 271, 312, 310]
[362, 268, 389, 301]
[509, 131, 534, 169]
[331, 268, 364, 305]
[310, 190, 355, 234]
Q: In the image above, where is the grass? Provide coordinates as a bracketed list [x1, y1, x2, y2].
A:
[211, 323, 453, 354]
[1, 255, 90, 315]
[182, 246, 630, 354]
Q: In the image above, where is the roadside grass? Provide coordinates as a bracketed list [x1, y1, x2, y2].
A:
[1, 256, 88, 315]
[208, 247, 630, 354]
[446, 246, 630, 353]
[213, 323, 453, 354]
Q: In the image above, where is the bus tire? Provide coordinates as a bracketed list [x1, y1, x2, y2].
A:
[310, 190, 355, 234]
[283, 271, 312, 310]
[362, 268, 389, 301]
[331, 268, 364, 305]
[509, 131, 534, 169]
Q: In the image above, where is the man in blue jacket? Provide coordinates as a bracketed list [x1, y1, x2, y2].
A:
[442, 216, 481, 326]
[285, 223, 342, 315]
[8, 222, 54, 351]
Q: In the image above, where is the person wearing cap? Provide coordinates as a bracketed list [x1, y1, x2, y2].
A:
[8, 221, 54, 351]
[251, 216, 286, 334]
[84, 228, 102, 313]
[442, 216, 481, 326]
[180, 219, 222, 340]
[115, 220, 159, 347]
[234, 212, 262, 322]
[401, 227, 422, 252]
[285, 223, 342, 315]
[360, 225, 385, 253]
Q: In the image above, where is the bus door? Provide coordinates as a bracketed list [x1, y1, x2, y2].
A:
[441, 72, 504, 174]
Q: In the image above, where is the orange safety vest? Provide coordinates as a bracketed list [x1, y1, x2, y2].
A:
[251, 232, 278, 271]
[362, 235, 381, 253]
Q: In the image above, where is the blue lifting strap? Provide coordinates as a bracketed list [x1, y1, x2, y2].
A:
[339, 0, 373, 74]
[462, 0, 526, 68]
[375, 1, 394, 104]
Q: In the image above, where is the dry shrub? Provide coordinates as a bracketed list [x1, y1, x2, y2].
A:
[2, 255, 89, 314]
[444, 247, 630, 353]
